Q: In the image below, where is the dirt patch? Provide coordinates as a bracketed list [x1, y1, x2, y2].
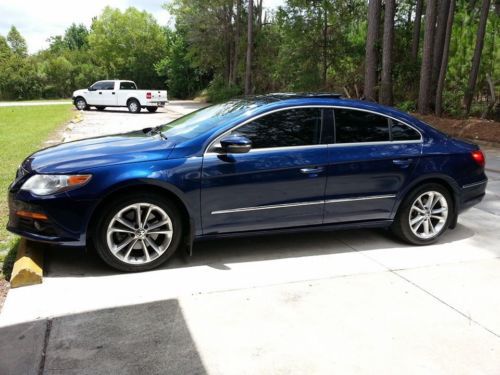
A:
[414, 114, 500, 144]
[0, 278, 9, 313]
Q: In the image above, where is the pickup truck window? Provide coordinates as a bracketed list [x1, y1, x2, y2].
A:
[120, 82, 137, 90]
[90, 82, 107, 90]
[101, 81, 115, 90]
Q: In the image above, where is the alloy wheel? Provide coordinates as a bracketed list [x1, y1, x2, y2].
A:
[408, 191, 448, 240]
[76, 99, 86, 110]
[106, 203, 173, 265]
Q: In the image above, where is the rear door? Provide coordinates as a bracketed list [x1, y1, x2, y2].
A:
[324, 108, 422, 223]
[201, 107, 330, 234]
[117, 81, 137, 105]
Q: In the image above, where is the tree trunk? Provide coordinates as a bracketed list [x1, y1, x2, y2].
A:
[464, 0, 491, 115]
[380, 0, 396, 105]
[231, 0, 242, 85]
[364, 0, 381, 101]
[411, 0, 424, 61]
[431, 0, 451, 103]
[245, 0, 254, 95]
[322, 0, 328, 86]
[418, 0, 437, 114]
[435, 0, 456, 116]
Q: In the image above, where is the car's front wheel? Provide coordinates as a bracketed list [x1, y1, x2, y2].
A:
[94, 193, 183, 272]
[74, 97, 89, 111]
[392, 183, 452, 245]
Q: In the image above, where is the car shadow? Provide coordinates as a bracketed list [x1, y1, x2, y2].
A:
[0, 299, 207, 375]
[83, 108, 167, 115]
[45, 224, 477, 278]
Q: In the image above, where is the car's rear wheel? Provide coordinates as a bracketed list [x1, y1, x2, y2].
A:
[146, 106, 158, 113]
[75, 97, 89, 111]
[93, 193, 183, 272]
[127, 99, 141, 113]
[96, 106, 106, 111]
[392, 183, 452, 245]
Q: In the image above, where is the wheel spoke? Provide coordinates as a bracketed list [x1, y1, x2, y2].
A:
[410, 215, 425, 227]
[148, 219, 169, 231]
[115, 217, 135, 230]
[141, 239, 150, 261]
[432, 207, 447, 215]
[147, 230, 172, 236]
[425, 193, 434, 209]
[113, 237, 134, 254]
[411, 206, 426, 214]
[109, 227, 134, 234]
[423, 219, 430, 235]
[135, 204, 143, 228]
[428, 219, 435, 234]
[145, 237, 161, 255]
[144, 205, 153, 225]
[123, 239, 138, 260]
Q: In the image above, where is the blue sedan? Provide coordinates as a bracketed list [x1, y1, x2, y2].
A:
[7, 94, 487, 272]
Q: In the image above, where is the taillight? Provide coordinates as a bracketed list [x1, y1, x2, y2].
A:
[471, 150, 485, 167]
[146, 92, 152, 99]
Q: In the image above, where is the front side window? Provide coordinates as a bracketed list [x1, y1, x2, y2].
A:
[101, 81, 115, 90]
[231, 108, 323, 149]
[120, 82, 137, 90]
[334, 109, 389, 143]
[91, 82, 106, 90]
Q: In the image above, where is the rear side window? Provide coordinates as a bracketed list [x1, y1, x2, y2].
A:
[334, 109, 389, 143]
[391, 120, 421, 141]
[120, 82, 137, 90]
[232, 108, 323, 149]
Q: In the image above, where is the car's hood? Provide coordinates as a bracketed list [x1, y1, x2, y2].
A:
[23, 130, 176, 174]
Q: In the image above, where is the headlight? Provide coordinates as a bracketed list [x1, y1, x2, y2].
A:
[21, 174, 92, 196]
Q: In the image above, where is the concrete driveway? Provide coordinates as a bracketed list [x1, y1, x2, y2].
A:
[1, 103, 500, 374]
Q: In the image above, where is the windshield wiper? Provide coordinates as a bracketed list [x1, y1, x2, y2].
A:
[143, 126, 167, 140]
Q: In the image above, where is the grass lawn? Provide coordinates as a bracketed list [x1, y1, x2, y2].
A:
[0, 105, 74, 275]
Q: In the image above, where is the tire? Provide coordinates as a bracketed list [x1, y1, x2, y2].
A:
[93, 193, 183, 272]
[146, 106, 158, 113]
[391, 183, 453, 245]
[96, 106, 106, 111]
[74, 97, 89, 111]
[127, 99, 141, 113]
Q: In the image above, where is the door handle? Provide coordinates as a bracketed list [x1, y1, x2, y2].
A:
[99, 92, 102, 95]
[112, 92, 115, 95]
[300, 167, 324, 174]
[392, 159, 412, 167]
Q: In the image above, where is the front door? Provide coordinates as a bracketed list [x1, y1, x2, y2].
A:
[201, 107, 329, 235]
[324, 108, 422, 223]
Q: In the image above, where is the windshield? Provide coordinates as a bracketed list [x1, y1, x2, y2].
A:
[160, 99, 262, 140]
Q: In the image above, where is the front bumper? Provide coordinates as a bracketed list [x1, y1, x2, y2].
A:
[7, 190, 96, 247]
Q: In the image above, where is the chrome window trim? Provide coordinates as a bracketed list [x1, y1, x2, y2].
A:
[211, 194, 396, 215]
[462, 180, 487, 189]
[325, 194, 396, 204]
[204, 105, 423, 155]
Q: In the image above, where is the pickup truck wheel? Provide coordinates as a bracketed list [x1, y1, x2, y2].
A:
[127, 99, 141, 113]
[146, 107, 158, 113]
[96, 106, 106, 111]
[75, 97, 89, 111]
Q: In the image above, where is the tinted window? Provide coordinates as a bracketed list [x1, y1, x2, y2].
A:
[120, 82, 137, 90]
[101, 81, 115, 90]
[91, 82, 106, 90]
[391, 120, 421, 141]
[334, 109, 389, 143]
[231, 108, 323, 149]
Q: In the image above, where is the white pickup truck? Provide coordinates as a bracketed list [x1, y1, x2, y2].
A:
[72, 80, 168, 113]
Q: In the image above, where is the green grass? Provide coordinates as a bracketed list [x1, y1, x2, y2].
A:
[0, 105, 74, 273]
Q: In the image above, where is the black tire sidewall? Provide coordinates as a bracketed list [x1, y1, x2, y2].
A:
[75, 97, 87, 110]
[93, 194, 183, 272]
[147, 107, 158, 113]
[393, 183, 453, 245]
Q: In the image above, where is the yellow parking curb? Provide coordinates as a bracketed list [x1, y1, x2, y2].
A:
[10, 239, 44, 288]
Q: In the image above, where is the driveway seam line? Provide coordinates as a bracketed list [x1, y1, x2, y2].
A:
[338, 238, 500, 340]
[38, 318, 52, 375]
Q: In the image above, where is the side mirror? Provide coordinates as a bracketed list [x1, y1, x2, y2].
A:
[88, 86, 95, 91]
[219, 134, 252, 154]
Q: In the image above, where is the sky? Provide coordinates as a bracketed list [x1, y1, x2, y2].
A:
[0, 0, 285, 54]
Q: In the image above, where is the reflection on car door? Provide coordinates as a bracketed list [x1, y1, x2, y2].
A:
[324, 108, 422, 223]
[201, 108, 331, 234]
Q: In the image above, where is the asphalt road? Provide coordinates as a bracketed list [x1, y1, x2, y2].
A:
[1, 103, 500, 374]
